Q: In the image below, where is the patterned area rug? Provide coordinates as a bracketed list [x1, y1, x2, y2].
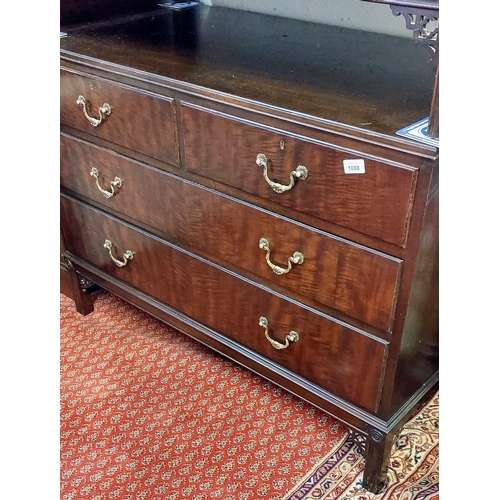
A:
[283, 393, 439, 500]
[60, 291, 438, 500]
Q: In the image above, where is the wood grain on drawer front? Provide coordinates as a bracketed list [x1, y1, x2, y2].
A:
[181, 103, 417, 247]
[61, 133, 402, 332]
[61, 195, 388, 412]
[60, 69, 179, 166]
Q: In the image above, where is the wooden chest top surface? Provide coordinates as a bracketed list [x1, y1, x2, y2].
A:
[61, 5, 436, 138]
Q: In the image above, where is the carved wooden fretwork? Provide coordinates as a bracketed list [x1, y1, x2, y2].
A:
[77, 274, 94, 292]
[390, 5, 439, 66]
[348, 428, 367, 451]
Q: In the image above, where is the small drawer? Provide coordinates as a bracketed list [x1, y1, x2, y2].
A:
[61, 133, 402, 332]
[61, 195, 389, 412]
[60, 69, 179, 166]
[181, 103, 418, 247]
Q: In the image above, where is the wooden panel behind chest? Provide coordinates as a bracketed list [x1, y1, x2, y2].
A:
[61, 194, 388, 412]
[60, 69, 179, 166]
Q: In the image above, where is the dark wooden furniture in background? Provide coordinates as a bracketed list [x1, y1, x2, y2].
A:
[60, 0, 439, 493]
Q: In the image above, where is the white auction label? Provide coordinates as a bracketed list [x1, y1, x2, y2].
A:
[343, 159, 365, 174]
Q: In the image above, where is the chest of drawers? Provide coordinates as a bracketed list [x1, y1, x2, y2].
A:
[60, 2, 438, 493]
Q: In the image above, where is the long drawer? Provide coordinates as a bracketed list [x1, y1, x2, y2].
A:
[61, 133, 402, 332]
[61, 194, 389, 412]
[181, 102, 418, 247]
[60, 69, 179, 166]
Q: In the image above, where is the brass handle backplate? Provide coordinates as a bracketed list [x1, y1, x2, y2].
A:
[90, 167, 123, 198]
[259, 316, 300, 350]
[76, 95, 111, 127]
[103, 239, 134, 267]
[259, 238, 304, 275]
[256, 153, 308, 193]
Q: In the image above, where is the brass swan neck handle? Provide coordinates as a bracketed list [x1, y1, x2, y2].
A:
[77, 95, 111, 127]
[103, 240, 134, 267]
[90, 168, 122, 198]
[256, 153, 308, 194]
[259, 316, 300, 350]
[259, 238, 304, 275]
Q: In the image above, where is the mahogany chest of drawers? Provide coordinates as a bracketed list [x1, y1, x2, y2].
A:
[60, 2, 438, 493]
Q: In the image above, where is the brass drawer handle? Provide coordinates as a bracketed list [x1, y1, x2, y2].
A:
[259, 238, 304, 275]
[256, 153, 308, 193]
[103, 239, 134, 267]
[259, 316, 300, 350]
[76, 95, 111, 127]
[90, 167, 123, 199]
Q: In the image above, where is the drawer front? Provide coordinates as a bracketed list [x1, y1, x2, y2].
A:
[60, 69, 179, 166]
[61, 195, 388, 412]
[181, 103, 417, 246]
[61, 133, 402, 332]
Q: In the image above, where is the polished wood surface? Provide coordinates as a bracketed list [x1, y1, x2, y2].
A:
[428, 62, 439, 139]
[60, 3, 438, 493]
[60, 262, 74, 298]
[181, 103, 419, 246]
[61, 132, 402, 332]
[60, 228, 78, 305]
[60, 5, 436, 136]
[61, 194, 388, 412]
[60, 69, 179, 166]
[390, 166, 439, 412]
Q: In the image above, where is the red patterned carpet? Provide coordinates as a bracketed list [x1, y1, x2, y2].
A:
[60, 291, 438, 500]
